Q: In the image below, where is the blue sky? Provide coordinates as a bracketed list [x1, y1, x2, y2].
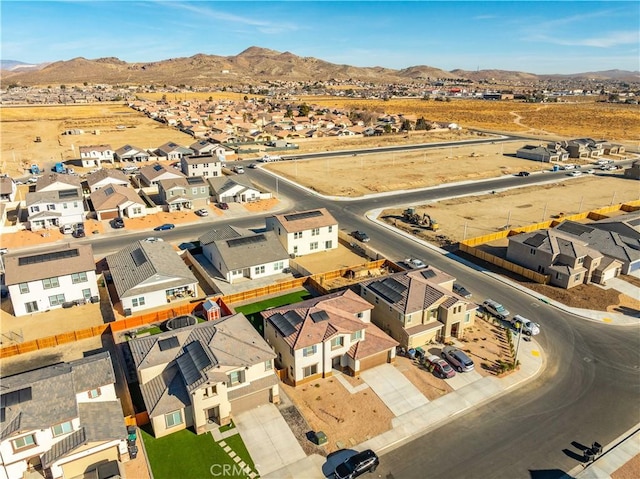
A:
[2, 1, 638, 74]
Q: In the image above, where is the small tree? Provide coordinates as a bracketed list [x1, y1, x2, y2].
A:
[298, 103, 310, 116]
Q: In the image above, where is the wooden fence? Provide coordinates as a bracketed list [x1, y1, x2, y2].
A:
[458, 243, 550, 284]
[0, 325, 109, 359]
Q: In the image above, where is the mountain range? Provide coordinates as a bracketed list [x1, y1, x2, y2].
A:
[2, 47, 638, 86]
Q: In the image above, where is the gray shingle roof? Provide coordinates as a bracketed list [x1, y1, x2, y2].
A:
[26, 188, 82, 206]
[42, 428, 86, 468]
[207, 230, 288, 271]
[106, 241, 198, 299]
[86, 168, 129, 188]
[207, 176, 257, 195]
[199, 224, 242, 245]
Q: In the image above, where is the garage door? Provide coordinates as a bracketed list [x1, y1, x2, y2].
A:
[359, 350, 389, 371]
[231, 389, 271, 415]
[220, 195, 234, 203]
[99, 210, 120, 220]
[60, 446, 118, 478]
[629, 262, 640, 272]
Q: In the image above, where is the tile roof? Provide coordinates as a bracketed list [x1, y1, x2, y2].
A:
[4, 243, 96, 286]
[89, 183, 144, 210]
[106, 240, 197, 299]
[35, 173, 82, 191]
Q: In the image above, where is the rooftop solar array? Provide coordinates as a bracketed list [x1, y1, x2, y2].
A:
[18, 248, 80, 266]
[104, 186, 114, 196]
[158, 336, 180, 351]
[0, 387, 32, 408]
[284, 210, 322, 222]
[123, 145, 132, 151]
[153, 164, 163, 171]
[421, 269, 437, 280]
[369, 281, 403, 304]
[186, 177, 204, 185]
[383, 278, 407, 294]
[629, 218, 640, 227]
[557, 222, 595, 236]
[310, 310, 329, 323]
[58, 189, 78, 199]
[227, 234, 267, 248]
[130, 248, 147, 267]
[523, 233, 547, 248]
[270, 310, 303, 336]
[176, 341, 212, 387]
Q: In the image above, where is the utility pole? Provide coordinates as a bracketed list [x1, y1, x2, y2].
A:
[542, 203, 548, 222]
[514, 320, 524, 367]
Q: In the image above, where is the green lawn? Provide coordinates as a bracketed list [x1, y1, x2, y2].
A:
[234, 289, 313, 334]
[141, 427, 256, 479]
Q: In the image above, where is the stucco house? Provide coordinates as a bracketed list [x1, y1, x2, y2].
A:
[265, 208, 338, 257]
[89, 184, 146, 221]
[180, 153, 223, 178]
[359, 266, 478, 349]
[3, 243, 99, 317]
[106, 241, 198, 315]
[113, 144, 149, 163]
[199, 225, 289, 284]
[35, 173, 82, 193]
[207, 176, 263, 204]
[261, 289, 398, 386]
[85, 168, 130, 192]
[0, 177, 17, 202]
[128, 315, 278, 438]
[158, 176, 210, 211]
[154, 142, 193, 161]
[139, 163, 186, 187]
[516, 144, 569, 163]
[0, 352, 128, 479]
[188, 141, 231, 159]
[26, 188, 85, 231]
[79, 144, 114, 167]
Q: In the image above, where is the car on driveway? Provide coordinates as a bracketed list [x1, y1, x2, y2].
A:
[424, 354, 456, 379]
[352, 231, 370, 242]
[441, 346, 475, 373]
[509, 314, 540, 336]
[334, 449, 379, 479]
[111, 217, 125, 229]
[482, 299, 510, 320]
[195, 208, 209, 216]
[404, 258, 426, 269]
[453, 282, 472, 298]
[153, 223, 175, 231]
[217, 202, 229, 210]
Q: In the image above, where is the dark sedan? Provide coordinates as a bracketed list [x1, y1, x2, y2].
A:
[153, 223, 175, 231]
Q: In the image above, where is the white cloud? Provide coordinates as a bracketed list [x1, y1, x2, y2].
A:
[540, 31, 639, 48]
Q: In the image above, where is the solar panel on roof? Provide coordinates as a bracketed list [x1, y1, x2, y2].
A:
[104, 186, 114, 196]
[226, 235, 267, 248]
[0, 387, 32, 408]
[158, 336, 180, 351]
[168, 142, 178, 148]
[523, 233, 547, 248]
[382, 278, 407, 294]
[186, 177, 204, 184]
[369, 281, 403, 304]
[58, 189, 78, 199]
[310, 310, 329, 323]
[270, 313, 296, 336]
[421, 269, 437, 280]
[628, 218, 640, 227]
[123, 145, 132, 151]
[153, 164, 163, 171]
[130, 248, 147, 267]
[185, 341, 212, 371]
[283, 210, 323, 222]
[18, 249, 79, 266]
[283, 310, 303, 327]
[556, 222, 594, 236]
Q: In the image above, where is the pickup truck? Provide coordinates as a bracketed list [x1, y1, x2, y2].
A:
[509, 314, 540, 336]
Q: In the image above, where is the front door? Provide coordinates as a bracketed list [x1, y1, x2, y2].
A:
[451, 322, 460, 338]
[332, 355, 342, 371]
[207, 406, 220, 424]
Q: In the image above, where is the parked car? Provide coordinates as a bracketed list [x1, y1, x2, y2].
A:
[61, 224, 73, 235]
[568, 170, 582, 177]
[111, 217, 125, 229]
[352, 231, 370, 242]
[178, 242, 200, 251]
[195, 208, 209, 217]
[404, 258, 426, 269]
[452, 282, 472, 298]
[441, 346, 475, 373]
[142, 237, 163, 243]
[233, 166, 245, 174]
[424, 354, 456, 379]
[585, 169, 595, 174]
[509, 315, 540, 336]
[516, 171, 530, 177]
[217, 202, 229, 210]
[72, 226, 85, 238]
[248, 162, 258, 169]
[482, 299, 510, 320]
[27, 177, 38, 183]
[153, 223, 175, 231]
[561, 164, 576, 170]
[0, 247, 9, 255]
[334, 449, 379, 479]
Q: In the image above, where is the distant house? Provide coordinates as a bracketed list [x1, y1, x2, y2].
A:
[139, 163, 186, 187]
[128, 315, 278, 438]
[262, 289, 398, 386]
[188, 140, 228, 158]
[4, 244, 99, 316]
[26, 188, 85, 230]
[89, 183, 146, 220]
[625, 160, 640, 180]
[516, 144, 568, 163]
[0, 177, 17, 202]
[563, 138, 604, 159]
[154, 141, 193, 161]
[114, 144, 149, 163]
[199, 225, 289, 284]
[79, 144, 114, 167]
[265, 208, 338, 257]
[86, 168, 130, 192]
[180, 154, 223, 178]
[106, 241, 199, 314]
[359, 266, 478, 348]
[158, 176, 209, 211]
[35, 173, 82, 193]
[207, 176, 264, 204]
[0, 352, 128, 479]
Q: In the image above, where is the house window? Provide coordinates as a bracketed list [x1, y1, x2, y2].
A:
[274, 261, 284, 271]
[47, 204, 56, 211]
[350, 330, 363, 342]
[529, 249, 536, 255]
[73, 202, 78, 208]
[201, 187, 206, 193]
[578, 257, 584, 264]
[303, 364, 318, 378]
[228, 370, 243, 386]
[328, 225, 333, 233]
[49, 294, 65, 306]
[310, 242, 318, 251]
[52, 421, 73, 437]
[331, 336, 344, 350]
[311, 228, 319, 236]
[294, 232, 302, 239]
[25, 301, 38, 313]
[12, 434, 36, 451]
[556, 272, 561, 280]
[325, 240, 332, 249]
[63, 203, 68, 209]
[88, 388, 101, 399]
[170, 191, 174, 197]
[302, 345, 317, 357]
[32, 206, 40, 213]
[132, 297, 146, 307]
[265, 359, 273, 371]
[19, 283, 29, 294]
[356, 312, 363, 319]
[254, 265, 265, 274]
[42, 277, 60, 289]
[464, 313, 471, 324]
[71, 272, 88, 284]
[203, 385, 218, 397]
[165, 410, 183, 428]
[133, 207, 141, 215]
[574, 274, 581, 281]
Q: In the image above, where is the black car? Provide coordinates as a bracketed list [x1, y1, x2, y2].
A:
[516, 171, 530, 177]
[335, 449, 379, 479]
[453, 282, 472, 298]
[217, 202, 229, 210]
[72, 228, 85, 238]
[352, 231, 370, 242]
[111, 217, 125, 229]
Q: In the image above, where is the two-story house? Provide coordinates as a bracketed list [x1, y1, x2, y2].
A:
[139, 163, 186, 188]
[199, 225, 289, 284]
[261, 289, 398, 386]
[154, 142, 193, 161]
[3, 244, 99, 317]
[359, 267, 478, 349]
[128, 315, 278, 438]
[114, 144, 149, 163]
[26, 188, 85, 230]
[180, 154, 223, 178]
[0, 352, 128, 479]
[106, 240, 199, 315]
[35, 173, 82, 193]
[0, 177, 17, 202]
[188, 140, 230, 159]
[79, 144, 114, 167]
[89, 184, 146, 221]
[265, 208, 338, 257]
[157, 176, 209, 212]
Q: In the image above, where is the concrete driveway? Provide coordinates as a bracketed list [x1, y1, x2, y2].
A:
[444, 370, 483, 390]
[234, 403, 306, 476]
[360, 364, 429, 416]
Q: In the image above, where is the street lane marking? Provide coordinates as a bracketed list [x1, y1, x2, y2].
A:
[531, 350, 540, 357]
[602, 318, 613, 323]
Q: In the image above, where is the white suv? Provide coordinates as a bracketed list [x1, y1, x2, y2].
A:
[482, 299, 510, 320]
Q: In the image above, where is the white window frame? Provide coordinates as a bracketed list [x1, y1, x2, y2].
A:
[302, 345, 317, 357]
[165, 410, 183, 428]
[71, 272, 88, 284]
[52, 421, 73, 437]
[303, 364, 318, 378]
[12, 434, 36, 451]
